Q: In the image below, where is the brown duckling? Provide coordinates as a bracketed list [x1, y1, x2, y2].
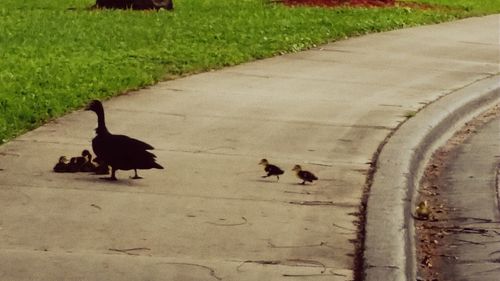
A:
[259, 158, 284, 181]
[80, 149, 97, 172]
[53, 156, 70, 173]
[292, 164, 318, 185]
[68, 153, 87, 172]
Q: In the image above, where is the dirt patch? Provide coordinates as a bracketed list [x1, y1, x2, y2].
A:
[415, 104, 500, 281]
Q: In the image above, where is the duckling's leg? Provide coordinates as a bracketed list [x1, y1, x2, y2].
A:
[276, 175, 280, 182]
[130, 169, 143, 179]
[301, 180, 306, 185]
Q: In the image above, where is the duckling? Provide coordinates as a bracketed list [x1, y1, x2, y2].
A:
[259, 158, 284, 181]
[53, 156, 70, 173]
[415, 200, 431, 220]
[68, 153, 87, 172]
[292, 164, 318, 185]
[80, 149, 97, 172]
[92, 157, 110, 175]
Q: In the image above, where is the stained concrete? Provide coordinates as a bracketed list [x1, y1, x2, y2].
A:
[0, 15, 499, 281]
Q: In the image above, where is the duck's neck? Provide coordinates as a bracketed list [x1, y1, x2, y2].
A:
[95, 108, 109, 135]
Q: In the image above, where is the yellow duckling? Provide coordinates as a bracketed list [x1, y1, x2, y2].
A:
[415, 200, 431, 220]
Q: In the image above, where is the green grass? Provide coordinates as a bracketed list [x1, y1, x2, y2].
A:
[1, 0, 499, 144]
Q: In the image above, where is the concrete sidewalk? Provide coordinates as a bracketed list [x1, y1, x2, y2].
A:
[0, 15, 499, 281]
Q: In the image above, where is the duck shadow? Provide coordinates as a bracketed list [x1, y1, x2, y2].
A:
[73, 174, 142, 187]
[249, 178, 316, 187]
[250, 178, 281, 184]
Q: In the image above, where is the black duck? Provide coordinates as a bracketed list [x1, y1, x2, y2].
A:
[85, 100, 164, 180]
[259, 158, 284, 181]
[92, 157, 110, 175]
[292, 164, 318, 185]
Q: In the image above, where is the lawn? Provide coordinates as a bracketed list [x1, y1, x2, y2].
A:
[1, 0, 499, 144]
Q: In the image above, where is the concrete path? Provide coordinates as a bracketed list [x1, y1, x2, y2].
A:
[0, 15, 499, 281]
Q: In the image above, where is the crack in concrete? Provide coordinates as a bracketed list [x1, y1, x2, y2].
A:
[267, 240, 338, 250]
[155, 262, 222, 281]
[283, 270, 348, 278]
[332, 222, 356, 233]
[289, 200, 357, 208]
[236, 258, 327, 274]
[366, 264, 399, 270]
[206, 216, 248, 227]
[108, 247, 151, 256]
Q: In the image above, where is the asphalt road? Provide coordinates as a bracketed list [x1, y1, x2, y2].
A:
[433, 114, 500, 281]
[415, 107, 500, 281]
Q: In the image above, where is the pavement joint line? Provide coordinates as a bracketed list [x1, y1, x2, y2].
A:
[1, 143, 371, 166]
[103, 110, 396, 130]
[278, 57, 498, 75]
[0, 182, 360, 208]
[2, 140, 369, 167]
[22, 109, 398, 130]
[0, 246, 349, 271]
[221, 71, 455, 90]
[163, 79, 444, 92]
[363, 74, 500, 281]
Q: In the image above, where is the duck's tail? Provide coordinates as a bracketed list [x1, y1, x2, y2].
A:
[153, 162, 164, 169]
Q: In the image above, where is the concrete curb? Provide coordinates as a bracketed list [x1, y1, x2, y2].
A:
[363, 75, 500, 281]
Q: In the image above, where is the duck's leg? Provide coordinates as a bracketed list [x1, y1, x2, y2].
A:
[276, 175, 280, 182]
[130, 169, 143, 179]
[301, 180, 306, 185]
[104, 167, 117, 181]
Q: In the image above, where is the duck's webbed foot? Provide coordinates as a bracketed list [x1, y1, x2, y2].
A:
[130, 169, 143, 179]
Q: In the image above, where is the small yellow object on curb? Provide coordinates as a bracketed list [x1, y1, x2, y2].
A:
[415, 200, 431, 220]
